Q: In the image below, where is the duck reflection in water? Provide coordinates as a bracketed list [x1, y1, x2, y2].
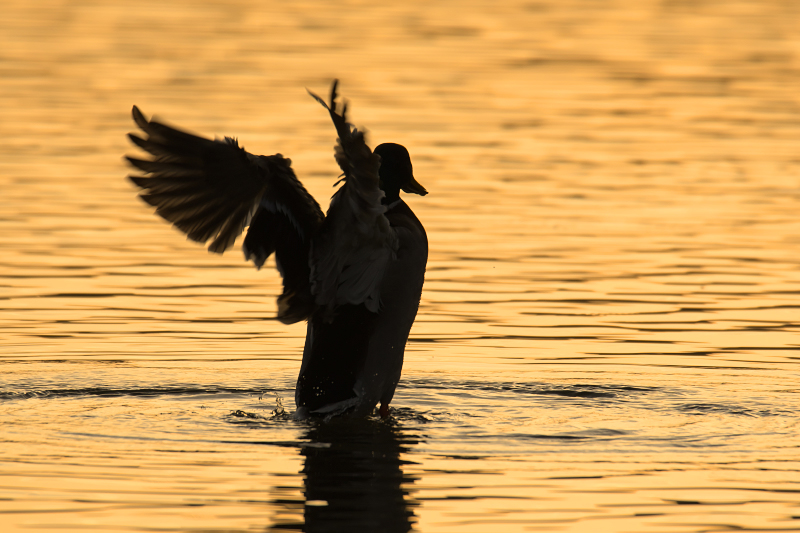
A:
[270, 418, 419, 532]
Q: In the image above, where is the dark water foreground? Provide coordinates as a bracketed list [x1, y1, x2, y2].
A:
[2, 360, 797, 531]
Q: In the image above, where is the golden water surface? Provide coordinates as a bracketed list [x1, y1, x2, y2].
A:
[1, 0, 799, 531]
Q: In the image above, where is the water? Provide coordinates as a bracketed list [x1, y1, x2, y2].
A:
[2, 0, 800, 531]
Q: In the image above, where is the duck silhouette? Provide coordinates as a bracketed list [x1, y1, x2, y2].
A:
[126, 81, 427, 418]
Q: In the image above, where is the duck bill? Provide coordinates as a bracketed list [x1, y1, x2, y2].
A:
[402, 175, 428, 196]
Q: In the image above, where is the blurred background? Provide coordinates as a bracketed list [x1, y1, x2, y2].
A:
[1, 1, 799, 532]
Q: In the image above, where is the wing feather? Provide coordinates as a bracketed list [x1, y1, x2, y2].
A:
[306, 81, 398, 317]
[126, 106, 324, 323]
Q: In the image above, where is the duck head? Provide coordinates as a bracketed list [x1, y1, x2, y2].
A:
[374, 143, 427, 204]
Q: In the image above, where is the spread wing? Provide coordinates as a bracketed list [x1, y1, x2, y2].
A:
[126, 106, 324, 323]
[307, 81, 398, 316]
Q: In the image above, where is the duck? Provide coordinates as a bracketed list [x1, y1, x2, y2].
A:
[126, 81, 428, 418]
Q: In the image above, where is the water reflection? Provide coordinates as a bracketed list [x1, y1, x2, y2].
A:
[273, 418, 419, 532]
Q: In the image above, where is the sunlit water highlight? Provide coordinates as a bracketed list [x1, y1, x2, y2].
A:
[1, 0, 799, 531]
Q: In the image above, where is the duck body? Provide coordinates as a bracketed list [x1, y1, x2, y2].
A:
[126, 81, 427, 418]
[297, 198, 427, 416]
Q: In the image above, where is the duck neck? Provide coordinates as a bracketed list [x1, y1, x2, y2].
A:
[382, 187, 401, 205]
